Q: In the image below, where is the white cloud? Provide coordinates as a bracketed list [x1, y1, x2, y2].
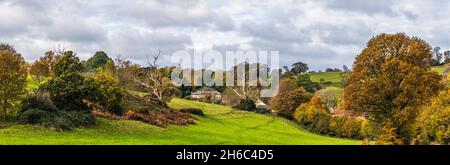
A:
[0, 0, 449, 70]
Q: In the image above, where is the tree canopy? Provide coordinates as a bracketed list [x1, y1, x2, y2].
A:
[343, 33, 444, 143]
[0, 44, 27, 118]
[85, 51, 111, 71]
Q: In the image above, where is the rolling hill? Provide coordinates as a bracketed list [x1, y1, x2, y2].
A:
[0, 98, 359, 145]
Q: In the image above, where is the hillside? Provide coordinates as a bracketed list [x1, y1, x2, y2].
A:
[308, 72, 345, 87]
[0, 98, 359, 145]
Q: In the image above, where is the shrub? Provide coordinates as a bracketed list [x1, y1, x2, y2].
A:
[180, 108, 205, 117]
[270, 88, 312, 118]
[414, 89, 450, 144]
[20, 91, 57, 113]
[374, 124, 404, 145]
[93, 69, 125, 115]
[20, 91, 97, 131]
[62, 111, 97, 128]
[234, 98, 256, 111]
[360, 119, 375, 139]
[125, 109, 196, 127]
[20, 109, 74, 131]
[294, 96, 366, 139]
[255, 108, 269, 114]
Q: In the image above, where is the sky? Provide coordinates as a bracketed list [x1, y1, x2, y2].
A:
[1, 0, 450, 71]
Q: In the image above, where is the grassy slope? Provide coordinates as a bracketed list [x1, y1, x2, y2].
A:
[309, 67, 445, 87]
[0, 98, 359, 145]
[308, 72, 344, 87]
[431, 67, 445, 74]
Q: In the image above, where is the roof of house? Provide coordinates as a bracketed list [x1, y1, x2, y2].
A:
[191, 88, 222, 95]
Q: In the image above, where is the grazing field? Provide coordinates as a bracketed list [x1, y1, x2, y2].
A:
[0, 98, 359, 145]
[308, 72, 345, 87]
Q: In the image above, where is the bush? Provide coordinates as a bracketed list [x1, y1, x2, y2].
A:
[20, 91, 97, 131]
[294, 96, 366, 139]
[255, 108, 269, 114]
[93, 69, 125, 115]
[270, 88, 312, 118]
[374, 124, 404, 145]
[180, 108, 204, 116]
[234, 98, 256, 111]
[62, 111, 97, 128]
[20, 91, 57, 113]
[414, 89, 450, 144]
[20, 109, 74, 131]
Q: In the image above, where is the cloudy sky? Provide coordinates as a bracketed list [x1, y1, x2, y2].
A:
[1, 0, 450, 70]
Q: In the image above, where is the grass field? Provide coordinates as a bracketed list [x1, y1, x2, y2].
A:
[308, 67, 446, 88]
[308, 72, 345, 87]
[431, 67, 445, 74]
[0, 98, 359, 145]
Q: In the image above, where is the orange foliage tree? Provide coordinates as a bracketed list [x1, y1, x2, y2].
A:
[343, 33, 444, 143]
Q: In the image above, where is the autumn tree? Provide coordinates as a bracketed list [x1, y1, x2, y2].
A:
[93, 68, 124, 115]
[414, 89, 450, 144]
[270, 88, 312, 118]
[343, 33, 444, 143]
[0, 44, 27, 119]
[30, 51, 58, 82]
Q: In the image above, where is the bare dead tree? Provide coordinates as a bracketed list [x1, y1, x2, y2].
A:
[138, 50, 177, 104]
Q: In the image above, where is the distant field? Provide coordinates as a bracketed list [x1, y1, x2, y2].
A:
[308, 72, 345, 87]
[431, 67, 445, 74]
[0, 98, 359, 145]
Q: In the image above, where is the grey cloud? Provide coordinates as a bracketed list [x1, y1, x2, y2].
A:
[241, 21, 312, 44]
[105, 30, 192, 65]
[317, 22, 375, 45]
[212, 14, 235, 31]
[327, 0, 394, 15]
[44, 17, 107, 43]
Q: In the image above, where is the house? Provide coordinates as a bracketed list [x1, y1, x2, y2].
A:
[191, 88, 223, 101]
[331, 109, 368, 118]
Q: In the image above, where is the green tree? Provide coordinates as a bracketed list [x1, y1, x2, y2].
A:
[290, 61, 309, 75]
[433, 47, 443, 65]
[343, 33, 444, 143]
[41, 51, 100, 112]
[85, 51, 110, 71]
[295, 74, 314, 92]
[0, 44, 27, 119]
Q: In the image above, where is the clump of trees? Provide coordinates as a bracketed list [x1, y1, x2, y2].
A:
[293, 96, 366, 139]
[0, 44, 27, 120]
[270, 87, 312, 118]
[344, 33, 444, 144]
[414, 89, 450, 145]
[21, 51, 100, 130]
